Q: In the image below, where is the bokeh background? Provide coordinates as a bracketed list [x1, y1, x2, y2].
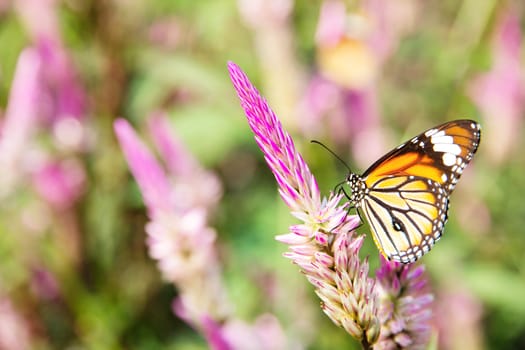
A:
[0, 0, 524, 349]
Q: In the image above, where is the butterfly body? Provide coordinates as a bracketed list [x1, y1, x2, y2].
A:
[344, 120, 481, 263]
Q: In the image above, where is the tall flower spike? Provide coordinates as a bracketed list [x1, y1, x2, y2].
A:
[0, 48, 41, 197]
[375, 256, 433, 350]
[114, 118, 230, 325]
[115, 116, 290, 349]
[228, 62, 380, 348]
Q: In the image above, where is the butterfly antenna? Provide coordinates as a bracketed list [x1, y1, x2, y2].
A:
[310, 140, 352, 173]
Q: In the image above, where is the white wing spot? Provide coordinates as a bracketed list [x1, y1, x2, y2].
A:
[433, 143, 462, 155]
[431, 130, 445, 138]
[442, 153, 456, 166]
[431, 135, 454, 144]
[424, 128, 438, 137]
[441, 173, 448, 182]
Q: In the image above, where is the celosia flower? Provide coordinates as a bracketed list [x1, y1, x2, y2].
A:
[228, 61, 380, 347]
[220, 314, 287, 350]
[147, 114, 222, 213]
[0, 48, 41, 197]
[0, 41, 88, 209]
[16, 1, 89, 153]
[30, 267, 60, 301]
[114, 117, 230, 327]
[115, 114, 291, 349]
[236, 0, 302, 130]
[31, 159, 85, 210]
[304, 1, 390, 168]
[229, 61, 434, 349]
[375, 257, 433, 350]
[435, 288, 483, 350]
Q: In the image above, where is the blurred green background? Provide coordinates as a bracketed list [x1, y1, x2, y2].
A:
[0, 0, 524, 349]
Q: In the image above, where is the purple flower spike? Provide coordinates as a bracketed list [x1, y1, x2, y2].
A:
[114, 119, 173, 217]
[0, 48, 41, 196]
[375, 256, 433, 350]
[229, 62, 380, 347]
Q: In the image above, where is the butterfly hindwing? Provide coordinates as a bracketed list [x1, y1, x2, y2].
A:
[360, 175, 448, 263]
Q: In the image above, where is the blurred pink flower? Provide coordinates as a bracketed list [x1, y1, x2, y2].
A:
[147, 114, 222, 213]
[114, 119, 173, 216]
[299, 75, 389, 169]
[0, 42, 88, 207]
[221, 314, 288, 350]
[116, 115, 291, 348]
[304, 1, 392, 168]
[115, 117, 225, 281]
[0, 298, 32, 350]
[31, 159, 85, 210]
[363, 0, 418, 64]
[201, 316, 232, 350]
[14, 0, 60, 41]
[147, 17, 183, 51]
[37, 39, 87, 122]
[17, 0, 89, 153]
[375, 257, 433, 350]
[116, 116, 231, 326]
[236, 0, 303, 131]
[315, 1, 378, 89]
[0, 48, 41, 196]
[30, 267, 60, 301]
[435, 287, 484, 350]
[468, 10, 525, 164]
[237, 0, 293, 28]
[35, 38, 90, 154]
[315, 0, 346, 47]
[0, 0, 10, 14]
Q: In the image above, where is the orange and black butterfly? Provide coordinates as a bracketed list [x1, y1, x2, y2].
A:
[341, 120, 481, 263]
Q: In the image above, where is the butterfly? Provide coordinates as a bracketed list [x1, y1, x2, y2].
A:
[340, 119, 481, 263]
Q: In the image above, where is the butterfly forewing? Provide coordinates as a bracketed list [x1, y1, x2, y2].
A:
[363, 120, 481, 194]
[351, 119, 480, 263]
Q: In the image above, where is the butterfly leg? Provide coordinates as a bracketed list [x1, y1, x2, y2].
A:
[354, 207, 364, 230]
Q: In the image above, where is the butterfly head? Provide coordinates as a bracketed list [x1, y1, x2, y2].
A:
[345, 172, 366, 206]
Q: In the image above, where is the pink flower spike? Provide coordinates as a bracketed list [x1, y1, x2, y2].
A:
[114, 119, 172, 217]
[37, 38, 87, 122]
[147, 112, 198, 177]
[375, 256, 433, 350]
[32, 159, 85, 210]
[315, 0, 346, 46]
[0, 48, 41, 194]
[228, 62, 320, 212]
[229, 61, 380, 347]
[0, 297, 32, 350]
[467, 10, 525, 164]
[201, 316, 232, 350]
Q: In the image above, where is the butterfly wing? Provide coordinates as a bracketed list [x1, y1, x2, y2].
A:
[359, 119, 481, 263]
[360, 175, 448, 263]
[362, 119, 481, 193]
